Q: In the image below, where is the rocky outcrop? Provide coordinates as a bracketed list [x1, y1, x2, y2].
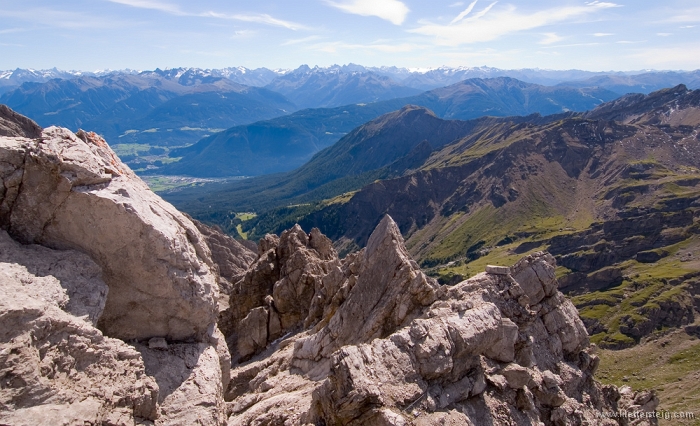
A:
[224, 216, 648, 425]
[189, 217, 257, 311]
[293, 215, 438, 361]
[0, 108, 228, 425]
[0, 126, 219, 342]
[220, 225, 343, 363]
[0, 104, 42, 139]
[0, 231, 159, 425]
[0, 106, 658, 425]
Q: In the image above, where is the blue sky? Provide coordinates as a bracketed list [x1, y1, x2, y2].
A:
[1, 0, 699, 71]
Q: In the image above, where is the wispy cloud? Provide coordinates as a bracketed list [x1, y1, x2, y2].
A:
[1, 8, 126, 29]
[665, 7, 700, 23]
[539, 32, 563, 45]
[0, 28, 27, 35]
[308, 40, 418, 53]
[107, 0, 306, 29]
[324, 0, 410, 25]
[656, 32, 672, 36]
[593, 32, 614, 36]
[107, 0, 185, 15]
[410, 1, 621, 45]
[202, 12, 306, 30]
[450, 1, 478, 24]
[282, 35, 323, 46]
[541, 42, 601, 49]
[680, 25, 696, 28]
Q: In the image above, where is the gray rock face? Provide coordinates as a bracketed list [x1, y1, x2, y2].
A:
[0, 104, 42, 138]
[0, 230, 108, 325]
[0, 126, 219, 342]
[0, 235, 159, 424]
[220, 224, 343, 363]
[136, 343, 226, 426]
[224, 217, 648, 425]
[0, 108, 228, 425]
[293, 215, 439, 361]
[189, 217, 257, 298]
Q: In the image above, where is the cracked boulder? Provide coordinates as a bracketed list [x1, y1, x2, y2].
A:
[0, 124, 219, 342]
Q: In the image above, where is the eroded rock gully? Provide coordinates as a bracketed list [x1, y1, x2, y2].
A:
[0, 108, 655, 425]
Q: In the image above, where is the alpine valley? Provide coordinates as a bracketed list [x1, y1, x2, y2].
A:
[1, 63, 700, 425]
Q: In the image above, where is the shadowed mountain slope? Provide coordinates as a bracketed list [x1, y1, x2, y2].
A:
[237, 85, 700, 351]
[159, 77, 618, 177]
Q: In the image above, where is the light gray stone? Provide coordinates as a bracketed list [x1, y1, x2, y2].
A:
[486, 264, 511, 275]
[0, 127, 219, 342]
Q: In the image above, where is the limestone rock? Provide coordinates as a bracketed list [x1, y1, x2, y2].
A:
[293, 215, 438, 361]
[0, 240, 159, 424]
[221, 224, 342, 363]
[189, 217, 256, 296]
[311, 252, 619, 425]
[0, 104, 42, 139]
[0, 126, 219, 342]
[0, 109, 229, 426]
[0, 229, 107, 325]
[223, 215, 633, 426]
[136, 342, 226, 426]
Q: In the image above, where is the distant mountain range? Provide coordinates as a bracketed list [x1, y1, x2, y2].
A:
[164, 85, 700, 353]
[4, 64, 699, 95]
[264, 64, 422, 108]
[2, 64, 699, 174]
[155, 77, 619, 177]
[0, 72, 296, 149]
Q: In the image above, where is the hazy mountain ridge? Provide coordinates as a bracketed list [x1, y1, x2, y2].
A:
[158, 77, 617, 177]
[263, 64, 422, 108]
[0, 73, 298, 151]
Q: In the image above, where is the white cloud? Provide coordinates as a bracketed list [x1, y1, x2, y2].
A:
[107, 0, 185, 15]
[410, 1, 621, 45]
[308, 40, 418, 53]
[656, 32, 672, 36]
[665, 8, 700, 23]
[281, 35, 323, 46]
[450, 1, 478, 24]
[107, 0, 305, 30]
[539, 32, 563, 45]
[324, 0, 410, 25]
[593, 32, 614, 36]
[541, 42, 600, 49]
[202, 12, 306, 30]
